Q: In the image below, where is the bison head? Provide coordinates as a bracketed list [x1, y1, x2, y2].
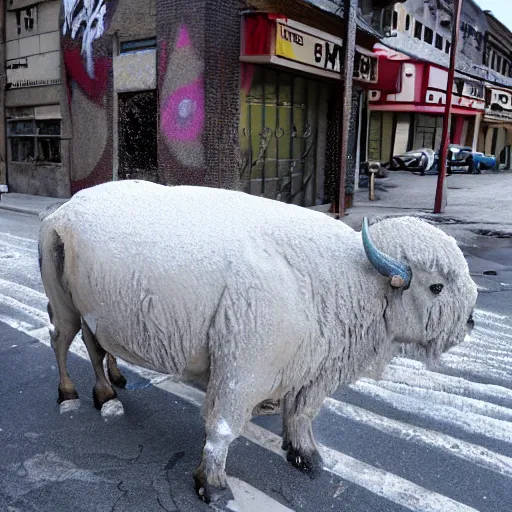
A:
[362, 216, 477, 365]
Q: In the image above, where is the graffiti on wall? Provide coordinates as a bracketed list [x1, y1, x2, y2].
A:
[62, 0, 107, 78]
[159, 25, 205, 169]
[61, 0, 118, 193]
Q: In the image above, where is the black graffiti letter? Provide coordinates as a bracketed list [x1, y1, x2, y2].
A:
[314, 43, 323, 63]
[324, 42, 341, 70]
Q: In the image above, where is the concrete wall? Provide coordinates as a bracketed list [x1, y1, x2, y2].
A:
[5, 1, 61, 88]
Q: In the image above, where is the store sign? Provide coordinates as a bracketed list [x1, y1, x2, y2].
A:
[274, 19, 377, 82]
[240, 15, 378, 84]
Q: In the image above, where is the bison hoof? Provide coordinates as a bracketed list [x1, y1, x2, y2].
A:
[286, 446, 322, 479]
[57, 387, 79, 404]
[93, 386, 117, 410]
[193, 471, 233, 505]
[107, 366, 127, 389]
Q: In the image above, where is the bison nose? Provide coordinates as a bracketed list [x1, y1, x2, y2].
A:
[467, 312, 475, 330]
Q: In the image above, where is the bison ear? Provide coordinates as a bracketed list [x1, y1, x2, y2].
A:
[362, 218, 412, 289]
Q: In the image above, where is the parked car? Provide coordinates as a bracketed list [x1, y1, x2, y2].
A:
[447, 145, 497, 174]
[386, 148, 436, 175]
[385, 145, 497, 175]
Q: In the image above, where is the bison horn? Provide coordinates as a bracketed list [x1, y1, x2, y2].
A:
[362, 218, 412, 289]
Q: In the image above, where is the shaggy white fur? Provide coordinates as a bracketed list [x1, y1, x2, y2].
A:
[39, 180, 478, 502]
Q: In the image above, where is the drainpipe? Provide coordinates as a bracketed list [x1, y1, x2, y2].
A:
[337, 0, 357, 218]
[433, 0, 462, 214]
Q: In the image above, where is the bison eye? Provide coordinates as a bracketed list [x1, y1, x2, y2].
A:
[430, 283, 444, 295]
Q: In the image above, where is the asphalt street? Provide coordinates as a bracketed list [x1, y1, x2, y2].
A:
[0, 208, 511, 512]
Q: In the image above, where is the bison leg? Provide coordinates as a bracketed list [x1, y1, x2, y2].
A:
[282, 384, 325, 478]
[193, 383, 253, 504]
[48, 302, 81, 404]
[81, 320, 117, 409]
[106, 353, 127, 389]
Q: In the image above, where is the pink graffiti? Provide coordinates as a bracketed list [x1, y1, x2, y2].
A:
[161, 77, 205, 142]
[177, 25, 191, 48]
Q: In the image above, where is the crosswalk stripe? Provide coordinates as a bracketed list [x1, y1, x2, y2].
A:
[382, 361, 512, 406]
[0, 293, 48, 326]
[351, 380, 512, 444]
[324, 397, 512, 478]
[359, 379, 512, 421]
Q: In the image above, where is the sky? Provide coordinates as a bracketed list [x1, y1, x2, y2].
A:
[475, 0, 512, 31]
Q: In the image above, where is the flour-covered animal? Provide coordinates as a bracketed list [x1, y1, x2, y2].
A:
[38, 180, 477, 504]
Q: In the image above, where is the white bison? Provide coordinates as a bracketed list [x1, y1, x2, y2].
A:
[38, 180, 477, 504]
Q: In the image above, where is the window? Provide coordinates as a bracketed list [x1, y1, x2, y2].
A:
[405, 15, 411, 31]
[414, 21, 423, 39]
[424, 27, 433, 44]
[445, 41, 451, 54]
[392, 11, 398, 30]
[435, 34, 443, 50]
[7, 109, 61, 164]
[496, 55, 502, 73]
[120, 38, 157, 54]
[15, 7, 37, 36]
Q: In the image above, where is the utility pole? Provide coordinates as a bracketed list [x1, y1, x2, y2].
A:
[433, 0, 463, 213]
[338, 0, 358, 218]
[0, 0, 6, 188]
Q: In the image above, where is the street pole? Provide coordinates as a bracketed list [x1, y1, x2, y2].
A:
[338, 0, 358, 218]
[433, 0, 463, 213]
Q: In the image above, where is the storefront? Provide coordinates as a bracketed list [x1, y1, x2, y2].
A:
[368, 45, 485, 164]
[479, 86, 512, 169]
[239, 14, 379, 208]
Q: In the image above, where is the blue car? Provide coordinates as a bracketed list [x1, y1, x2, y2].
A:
[445, 145, 497, 174]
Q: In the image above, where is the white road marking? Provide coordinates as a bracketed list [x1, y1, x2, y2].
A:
[0, 278, 47, 303]
[351, 380, 512, 444]
[0, 239, 38, 254]
[382, 360, 512, 406]
[226, 477, 294, 512]
[324, 398, 512, 478]
[0, 293, 48, 327]
[360, 379, 512, 421]
[3, 233, 37, 244]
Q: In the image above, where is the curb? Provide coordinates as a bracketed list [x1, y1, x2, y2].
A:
[0, 204, 40, 216]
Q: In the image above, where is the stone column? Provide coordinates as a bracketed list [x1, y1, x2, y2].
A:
[156, 0, 240, 189]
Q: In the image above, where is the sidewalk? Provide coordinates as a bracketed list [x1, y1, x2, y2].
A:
[343, 171, 512, 241]
[0, 192, 67, 217]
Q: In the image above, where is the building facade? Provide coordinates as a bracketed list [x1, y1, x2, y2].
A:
[1, 0, 392, 207]
[365, 0, 512, 171]
[1, 0, 510, 203]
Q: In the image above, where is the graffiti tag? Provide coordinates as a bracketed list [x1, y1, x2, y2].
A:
[62, 0, 107, 78]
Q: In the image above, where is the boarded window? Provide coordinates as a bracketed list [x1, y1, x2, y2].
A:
[118, 90, 158, 181]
